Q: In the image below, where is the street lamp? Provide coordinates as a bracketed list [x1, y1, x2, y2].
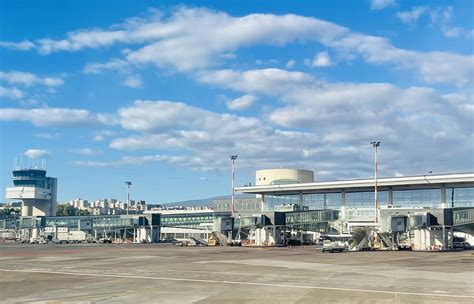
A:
[230, 155, 238, 213]
[370, 141, 380, 223]
[125, 181, 132, 215]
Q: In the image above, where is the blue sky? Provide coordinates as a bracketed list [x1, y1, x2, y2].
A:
[0, 0, 473, 204]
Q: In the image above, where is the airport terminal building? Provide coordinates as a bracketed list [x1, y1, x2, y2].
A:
[2, 167, 473, 250]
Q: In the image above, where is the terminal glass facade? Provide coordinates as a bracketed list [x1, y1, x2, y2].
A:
[265, 195, 300, 211]
[303, 193, 341, 209]
[392, 189, 440, 208]
[227, 186, 473, 214]
[45, 216, 135, 230]
[446, 187, 474, 207]
[160, 213, 215, 229]
[346, 191, 388, 208]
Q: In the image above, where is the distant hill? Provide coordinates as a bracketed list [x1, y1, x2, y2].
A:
[164, 194, 255, 207]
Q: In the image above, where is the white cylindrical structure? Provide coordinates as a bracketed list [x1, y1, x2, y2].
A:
[255, 169, 314, 186]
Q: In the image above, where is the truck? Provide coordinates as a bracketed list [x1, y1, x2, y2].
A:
[56, 231, 91, 243]
[321, 240, 347, 253]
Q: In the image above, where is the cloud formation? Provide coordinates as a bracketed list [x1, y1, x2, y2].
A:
[0, 40, 35, 50]
[24, 149, 52, 159]
[396, 6, 428, 25]
[70, 148, 102, 155]
[308, 51, 332, 67]
[122, 74, 143, 88]
[2, 7, 471, 87]
[226, 95, 258, 110]
[0, 86, 24, 99]
[0, 71, 63, 87]
[0, 108, 112, 127]
[370, 0, 397, 10]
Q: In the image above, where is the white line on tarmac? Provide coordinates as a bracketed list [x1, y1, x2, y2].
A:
[0, 261, 462, 289]
[1, 268, 473, 299]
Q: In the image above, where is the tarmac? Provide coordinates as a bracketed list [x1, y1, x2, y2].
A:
[0, 243, 473, 303]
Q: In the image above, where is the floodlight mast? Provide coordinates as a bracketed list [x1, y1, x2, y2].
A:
[370, 141, 381, 223]
[230, 155, 238, 213]
[125, 181, 132, 215]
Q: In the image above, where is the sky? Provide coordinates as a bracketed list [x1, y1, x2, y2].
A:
[0, 0, 473, 204]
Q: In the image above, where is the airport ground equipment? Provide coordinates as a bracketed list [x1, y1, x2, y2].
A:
[210, 231, 228, 246]
[190, 236, 208, 246]
[321, 240, 347, 252]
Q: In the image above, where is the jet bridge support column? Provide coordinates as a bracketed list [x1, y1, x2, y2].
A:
[440, 185, 447, 208]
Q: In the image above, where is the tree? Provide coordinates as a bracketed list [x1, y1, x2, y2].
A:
[56, 204, 91, 216]
[0, 207, 20, 218]
[77, 209, 90, 216]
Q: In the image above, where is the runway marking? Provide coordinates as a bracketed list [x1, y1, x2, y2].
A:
[0, 261, 462, 288]
[1, 268, 472, 299]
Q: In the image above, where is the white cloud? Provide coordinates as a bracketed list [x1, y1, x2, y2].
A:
[308, 51, 332, 67]
[70, 148, 102, 155]
[0, 107, 109, 127]
[3, 7, 469, 86]
[226, 95, 258, 110]
[197, 68, 315, 96]
[0, 40, 34, 50]
[256, 59, 279, 66]
[73, 154, 211, 170]
[0, 86, 24, 99]
[24, 149, 52, 159]
[83, 58, 130, 74]
[107, 99, 329, 172]
[36, 30, 128, 54]
[285, 59, 295, 69]
[93, 130, 115, 141]
[442, 27, 463, 38]
[0, 71, 63, 87]
[34, 132, 60, 139]
[196, 67, 474, 174]
[396, 7, 428, 26]
[118, 100, 226, 132]
[122, 74, 143, 88]
[370, 0, 396, 10]
[3, 72, 470, 177]
[429, 6, 471, 39]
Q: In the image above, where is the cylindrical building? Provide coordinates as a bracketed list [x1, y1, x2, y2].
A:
[255, 169, 314, 186]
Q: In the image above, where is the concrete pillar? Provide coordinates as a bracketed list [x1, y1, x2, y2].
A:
[449, 226, 454, 249]
[272, 225, 276, 245]
[421, 229, 426, 250]
[388, 188, 393, 207]
[442, 226, 446, 250]
[261, 194, 265, 212]
[440, 185, 446, 208]
[341, 190, 346, 208]
[299, 192, 304, 210]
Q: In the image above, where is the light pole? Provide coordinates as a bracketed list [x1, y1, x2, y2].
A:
[230, 155, 238, 213]
[370, 141, 380, 223]
[125, 181, 132, 215]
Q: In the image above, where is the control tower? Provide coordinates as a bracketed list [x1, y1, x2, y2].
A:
[5, 168, 57, 217]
